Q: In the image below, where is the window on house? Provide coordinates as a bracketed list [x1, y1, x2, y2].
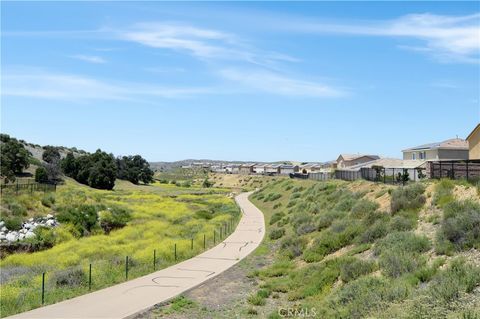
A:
[412, 153, 416, 160]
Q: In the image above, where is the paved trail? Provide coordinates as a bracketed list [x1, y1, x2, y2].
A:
[8, 192, 264, 319]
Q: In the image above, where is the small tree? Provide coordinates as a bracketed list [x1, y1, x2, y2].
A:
[35, 166, 49, 183]
[202, 178, 213, 188]
[0, 134, 30, 182]
[61, 152, 78, 177]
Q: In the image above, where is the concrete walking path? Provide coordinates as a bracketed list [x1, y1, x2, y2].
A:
[7, 192, 265, 319]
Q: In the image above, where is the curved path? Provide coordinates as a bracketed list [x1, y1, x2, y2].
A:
[7, 192, 265, 319]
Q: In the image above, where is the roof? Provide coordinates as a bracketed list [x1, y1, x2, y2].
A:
[402, 138, 468, 152]
[347, 158, 427, 170]
[337, 154, 380, 162]
[467, 124, 480, 141]
[280, 164, 298, 169]
[265, 164, 281, 168]
[240, 163, 256, 168]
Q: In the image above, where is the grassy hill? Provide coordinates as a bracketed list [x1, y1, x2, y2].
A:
[242, 178, 480, 318]
[0, 178, 240, 317]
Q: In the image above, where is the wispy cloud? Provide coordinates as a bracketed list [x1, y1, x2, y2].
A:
[70, 54, 106, 64]
[118, 22, 298, 66]
[2, 69, 214, 101]
[286, 12, 480, 63]
[219, 68, 343, 97]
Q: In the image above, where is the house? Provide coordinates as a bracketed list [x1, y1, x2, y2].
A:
[211, 164, 226, 173]
[239, 163, 255, 175]
[467, 124, 480, 160]
[336, 154, 380, 169]
[299, 163, 322, 174]
[279, 165, 299, 175]
[253, 164, 267, 174]
[226, 164, 241, 174]
[265, 164, 281, 175]
[402, 138, 469, 161]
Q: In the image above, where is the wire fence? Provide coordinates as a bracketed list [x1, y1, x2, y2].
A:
[0, 182, 57, 196]
[0, 215, 241, 317]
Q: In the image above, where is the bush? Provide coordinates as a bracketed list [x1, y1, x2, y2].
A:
[264, 193, 282, 202]
[281, 236, 307, 259]
[374, 232, 431, 256]
[35, 167, 49, 183]
[57, 204, 100, 236]
[98, 207, 132, 234]
[390, 183, 426, 213]
[296, 223, 317, 235]
[432, 179, 455, 207]
[358, 219, 388, 243]
[340, 257, 376, 282]
[269, 227, 285, 240]
[436, 200, 480, 253]
[247, 294, 266, 306]
[3, 217, 23, 231]
[379, 250, 424, 278]
[350, 199, 379, 218]
[28, 226, 56, 249]
[52, 267, 85, 287]
[41, 193, 56, 208]
[389, 215, 415, 232]
[270, 212, 285, 225]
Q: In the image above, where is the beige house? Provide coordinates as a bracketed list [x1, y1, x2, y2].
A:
[402, 138, 468, 161]
[239, 163, 255, 175]
[467, 124, 480, 160]
[336, 154, 380, 169]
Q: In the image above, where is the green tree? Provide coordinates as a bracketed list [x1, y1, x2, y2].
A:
[116, 155, 154, 185]
[35, 166, 49, 183]
[0, 134, 31, 182]
[61, 152, 78, 177]
[42, 146, 61, 164]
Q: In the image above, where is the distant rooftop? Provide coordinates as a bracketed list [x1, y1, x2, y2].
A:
[338, 154, 380, 161]
[402, 138, 468, 152]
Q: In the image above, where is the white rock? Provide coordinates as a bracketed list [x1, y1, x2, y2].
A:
[24, 223, 32, 229]
[25, 231, 36, 239]
[46, 220, 56, 227]
[0, 234, 6, 240]
[6, 233, 18, 242]
[1, 226, 7, 232]
[46, 214, 54, 219]
[0, 221, 4, 227]
[19, 234, 25, 240]
[29, 218, 34, 222]
[19, 229, 26, 234]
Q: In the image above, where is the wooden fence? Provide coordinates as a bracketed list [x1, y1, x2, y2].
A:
[427, 160, 480, 180]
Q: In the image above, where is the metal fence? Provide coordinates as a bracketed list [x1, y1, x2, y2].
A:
[361, 167, 427, 184]
[1, 215, 241, 316]
[0, 182, 56, 196]
[427, 160, 480, 181]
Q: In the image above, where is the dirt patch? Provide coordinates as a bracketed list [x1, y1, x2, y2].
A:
[454, 185, 479, 202]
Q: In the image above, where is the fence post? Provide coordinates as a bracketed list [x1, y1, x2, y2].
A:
[191, 238, 193, 250]
[451, 161, 455, 179]
[466, 161, 469, 180]
[41, 272, 45, 305]
[174, 244, 177, 261]
[89, 264, 92, 290]
[439, 161, 442, 178]
[153, 249, 156, 271]
[203, 234, 206, 249]
[214, 231, 216, 245]
[125, 256, 129, 280]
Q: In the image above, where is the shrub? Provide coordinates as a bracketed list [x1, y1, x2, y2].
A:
[270, 212, 285, 225]
[432, 179, 455, 207]
[358, 219, 388, 243]
[257, 289, 271, 298]
[281, 236, 307, 259]
[350, 199, 379, 218]
[269, 227, 285, 240]
[273, 203, 282, 209]
[389, 215, 415, 232]
[374, 232, 431, 256]
[3, 217, 23, 231]
[296, 223, 317, 235]
[57, 204, 100, 236]
[436, 200, 480, 253]
[98, 207, 132, 234]
[52, 267, 85, 287]
[28, 226, 56, 249]
[35, 167, 49, 183]
[41, 193, 56, 208]
[247, 294, 266, 306]
[390, 183, 426, 213]
[334, 195, 357, 212]
[264, 193, 282, 202]
[340, 257, 376, 282]
[379, 250, 424, 278]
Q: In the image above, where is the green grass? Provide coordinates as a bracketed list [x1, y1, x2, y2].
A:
[0, 179, 239, 317]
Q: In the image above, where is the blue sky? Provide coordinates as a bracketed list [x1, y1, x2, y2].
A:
[1, 1, 479, 162]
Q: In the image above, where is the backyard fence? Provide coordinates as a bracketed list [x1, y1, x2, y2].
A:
[1, 214, 241, 316]
[361, 167, 427, 184]
[427, 160, 480, 181]
[0, 182, 56, 196]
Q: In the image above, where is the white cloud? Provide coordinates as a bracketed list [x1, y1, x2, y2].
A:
[118, 22, 298, 66]
[71, 54, 106, 64]
[219, 68, 343, 97]
[288, 12, 480, 63]
[2, 69, 213, 101]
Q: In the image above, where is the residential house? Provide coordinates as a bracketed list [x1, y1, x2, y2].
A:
[253, 164, 267, 174]
[226, 164, 241, 174]
[239, 163, 255, 175]
[402, 138, 469, 161]
[265, 164, 281, 175]
[279, 164, 299, 175]
[336, 154, 380, 169]
[299, 163, 322, 174]
[467, 124, 480, 160]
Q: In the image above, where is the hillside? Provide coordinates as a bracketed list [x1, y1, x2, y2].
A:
[143, 178, 480, 318]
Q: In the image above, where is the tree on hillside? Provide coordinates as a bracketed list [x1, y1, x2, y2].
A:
[0, 134, 31, 182]
[61, 152, 78, 178]
[116, 155, 154, 184]
[42, 146, 61, 164]
[87, 150, 117, 189]
[35, 166, 49, 183]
